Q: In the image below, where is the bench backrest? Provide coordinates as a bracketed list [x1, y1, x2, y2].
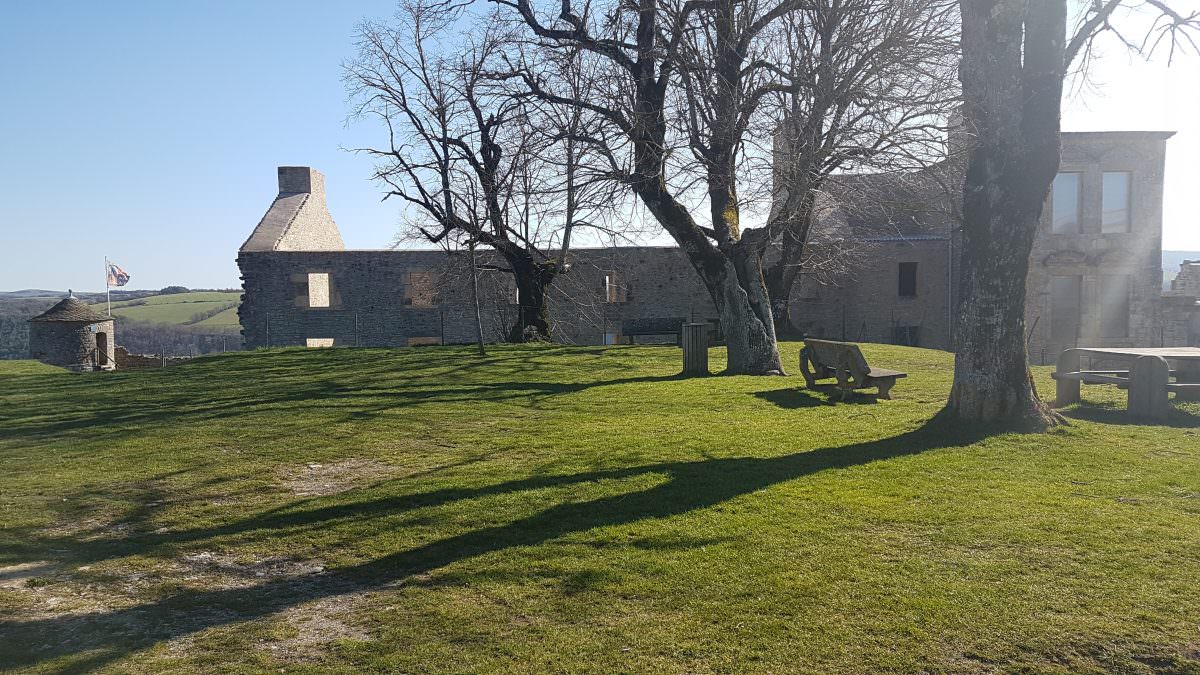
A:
[621, 317, 686, 335]
[805, 339, 870, 380]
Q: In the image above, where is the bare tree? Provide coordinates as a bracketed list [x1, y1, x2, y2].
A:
[348, 1, 620, 342]
[496, 0, 810, 373]
[762, 0, 960, 337]
[947, 0, 1197, 428]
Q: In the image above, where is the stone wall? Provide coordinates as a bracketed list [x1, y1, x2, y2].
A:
[237, 247, 719, 349]
[790, 237, 954, 349]
[113, 346, 191, 369]
[1168, 261, 1200, 297]
[1161, 296, 1200, 347]
[789, 132, 1174, 360]
[29, 319, 115, 370]
[1024, 132, 1172, 362]
[237, 137, 1176, 360]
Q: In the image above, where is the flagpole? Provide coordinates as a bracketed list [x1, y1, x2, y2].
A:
[105, 256, 111, 316]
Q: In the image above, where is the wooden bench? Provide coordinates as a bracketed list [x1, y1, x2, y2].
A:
[621, 317, 686, 345]
[799, 339, 907, 399]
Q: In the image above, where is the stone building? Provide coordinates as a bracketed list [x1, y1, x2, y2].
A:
[789, 131, 1181, 362]
[787, 167, 959, 349]
[1024, 132, 1175, 362]
[28, 295, 116, 370]
[240, 132, 1185, 357]
[238, 167, 718, 348]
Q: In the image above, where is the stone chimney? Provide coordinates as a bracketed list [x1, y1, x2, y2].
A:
[240, 166, 345, 252]
[278, 166, 325, 195]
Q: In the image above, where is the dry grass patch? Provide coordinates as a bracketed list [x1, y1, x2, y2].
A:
[278, 458, 400, 497]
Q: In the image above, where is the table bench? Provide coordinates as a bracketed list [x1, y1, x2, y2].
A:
[800, 339, 907, 399]
[1052, 347, 1200, 419]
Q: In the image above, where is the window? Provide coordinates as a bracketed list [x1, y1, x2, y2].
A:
[1100, 275, 1130, 338]
[898, 262, 918, 297]
[307, 273, 330, 308]
[404, 270, 437, 308]
[1101, 171, 1131, 233]
[1051, 172, 1081, 234]
[1049, 276, 1081, 343]
[306, 338, 334, 348]
[603, 273, 623, 303]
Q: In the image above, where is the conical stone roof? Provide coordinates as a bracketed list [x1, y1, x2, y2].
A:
[29, 297, 111, 323]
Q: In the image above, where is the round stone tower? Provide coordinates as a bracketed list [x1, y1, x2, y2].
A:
[28, 295, 116, 371]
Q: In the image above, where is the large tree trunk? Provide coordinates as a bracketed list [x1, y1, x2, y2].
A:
[634, 181, 785, 375]
[507, 257, 555, 342]
[948, 206, 1053, 426]
[723, 245, 785, 374]
[945, 0, 1066, 429]
[763, 233, 804, 339]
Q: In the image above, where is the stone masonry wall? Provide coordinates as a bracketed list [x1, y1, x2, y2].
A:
[1025, 132, 1171, 362]
[1168, 261, 1200, 297]
[29, 319, 115, 369]
[790, 238, 954, 349]
[780, 133, 1171, 358]
[237, 247, 719, 349]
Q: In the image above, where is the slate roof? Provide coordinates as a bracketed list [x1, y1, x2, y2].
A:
[29, 297, 111, 323]
[822, 161, 960, 238]
[241, 192, 311, 252]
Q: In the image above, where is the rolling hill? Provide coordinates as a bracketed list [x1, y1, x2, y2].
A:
[95, 291, 241, 327]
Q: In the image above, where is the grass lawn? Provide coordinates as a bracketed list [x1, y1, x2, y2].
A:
[0, 343, 1198, 673]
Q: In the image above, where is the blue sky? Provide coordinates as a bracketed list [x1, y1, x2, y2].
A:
[1, 2, 1197, 292]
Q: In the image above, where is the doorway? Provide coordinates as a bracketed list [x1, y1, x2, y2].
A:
[96, 331, 109, 367]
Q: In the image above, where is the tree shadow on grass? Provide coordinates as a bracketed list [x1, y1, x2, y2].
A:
[753, 386, 881, 409]
[1058, 401, 1200, 429]
[0, 365, 687, 443]
[0, 421, 985, 672]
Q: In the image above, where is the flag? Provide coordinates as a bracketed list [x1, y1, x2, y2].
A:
[107, 262, 130, 287]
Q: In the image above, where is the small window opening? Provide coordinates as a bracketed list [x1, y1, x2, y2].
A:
[1101, 171, 1131, 233]
[1052, 172, 1082, 234]
[604, 273, 623, 303]
[1100, 274, 1131, 338]
[1050, 275, 1082, 342]
[404, 270, 437, 308]
[898, 262, 918, 297]
[308, 273, 330, 308]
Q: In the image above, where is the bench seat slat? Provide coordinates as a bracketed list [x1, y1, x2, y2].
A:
[1052, 372, 1129, 385]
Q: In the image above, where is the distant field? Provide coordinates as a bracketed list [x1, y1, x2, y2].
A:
[94, 291, 240, 327]
[190, 308, 240, 327]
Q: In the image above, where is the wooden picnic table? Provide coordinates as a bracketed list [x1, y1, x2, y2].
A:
[1052, 347, 1200, 418]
